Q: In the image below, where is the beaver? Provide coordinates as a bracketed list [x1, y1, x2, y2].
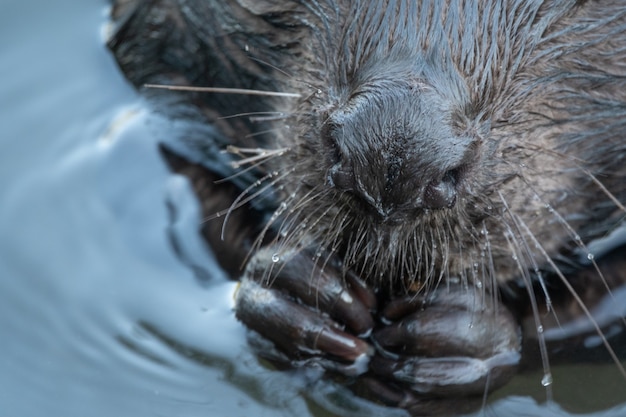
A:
[107, 0, 626, 414]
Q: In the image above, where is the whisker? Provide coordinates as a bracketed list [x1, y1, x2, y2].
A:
[224, 145, 290, 169]
[212, 147, 290, 185]
[245, 128, 283, 139]
[204, 170, 282, 222]
[247, 56, 294, 78]
[510, 167, 624, 319]
[498, 191, 554, 398]
[516, 211, 626, 381]
[519, 144, 625, 213]
[143, 83, 302, 98]
[580, 166, 626, 213]
[218, 111, 287, 121]
[500, 191, 626, 383]
[480, 220, 500, 314]
[249, 114, 297, 123]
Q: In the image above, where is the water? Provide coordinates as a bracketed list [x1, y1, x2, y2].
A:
[0, 1, 624, 416]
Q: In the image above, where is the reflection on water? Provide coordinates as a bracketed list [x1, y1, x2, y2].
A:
[0, 1, 624, 416]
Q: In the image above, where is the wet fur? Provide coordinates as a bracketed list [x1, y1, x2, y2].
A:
[108, 0, 626, 402]
[112, 0, 624, 288]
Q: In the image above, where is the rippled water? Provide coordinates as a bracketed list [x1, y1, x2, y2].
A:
[1, 1, 625, 416]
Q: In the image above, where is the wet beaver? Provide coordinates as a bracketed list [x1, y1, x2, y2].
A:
[107, 0, 626, 414]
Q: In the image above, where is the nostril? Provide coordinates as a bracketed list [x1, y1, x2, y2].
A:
[423, 168, 463, 209]
[423, 181, 457, 209]
[328, 163, 355, 191]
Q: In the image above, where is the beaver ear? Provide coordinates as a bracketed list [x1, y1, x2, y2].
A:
[236, 0, 299, 15]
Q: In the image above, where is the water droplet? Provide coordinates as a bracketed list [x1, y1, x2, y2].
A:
[511, 255, 518, 261]
[271, 254, 280, 263]
[537, 325, 544, 333]
[587, 253, 595, 261]
[475, 281, 483, 289]
[541, 373, 553, 387]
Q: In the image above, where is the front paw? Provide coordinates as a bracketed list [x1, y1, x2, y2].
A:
[235, 246, 376, 375]
[369, 285, 521, 403]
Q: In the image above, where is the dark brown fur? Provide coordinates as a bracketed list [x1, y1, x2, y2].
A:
[108, 0, 626, 413]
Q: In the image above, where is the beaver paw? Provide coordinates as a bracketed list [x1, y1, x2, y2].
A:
[235, 246, 376, 375]
[364, 285, 521, 414]
[235, 249, 521, 414]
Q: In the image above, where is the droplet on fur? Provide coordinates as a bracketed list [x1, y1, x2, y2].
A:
[541, 373, 553, 387]
[537, 325, 544, 333]
[475, 280, 483, 289]
[587, 253, 595, 260]
[271, 253, 280, 263]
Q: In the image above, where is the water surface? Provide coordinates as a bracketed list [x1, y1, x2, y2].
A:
[0, 1, 624, 416]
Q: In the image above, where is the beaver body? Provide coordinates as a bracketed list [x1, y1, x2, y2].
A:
[108, 0, 626, 414]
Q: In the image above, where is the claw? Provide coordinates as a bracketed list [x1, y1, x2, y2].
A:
[370, 352, 520, 396]
[368, 285, 521, 399]
[250, 248, 375, 335]
[375, 286, 521, 358]
[235, 277, 372, 366]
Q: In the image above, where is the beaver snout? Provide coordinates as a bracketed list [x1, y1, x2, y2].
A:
[327, 153, 464, 224]
[322, 88, 476, 224]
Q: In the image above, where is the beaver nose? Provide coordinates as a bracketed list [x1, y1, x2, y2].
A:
[423, 169, 459, 209]
[328, 159, 462, 223]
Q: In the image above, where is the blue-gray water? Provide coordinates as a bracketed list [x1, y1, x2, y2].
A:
[0, 1, 624, 416]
